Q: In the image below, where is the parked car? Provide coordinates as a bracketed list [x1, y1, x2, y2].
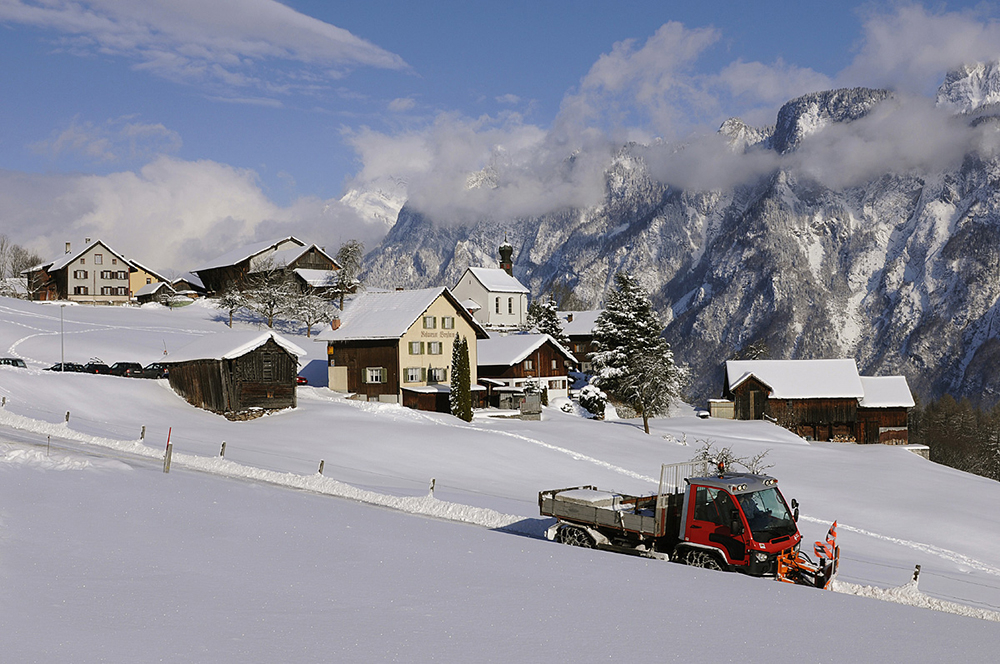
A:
[0, 357, 27, 368]
[296, 375, 308, 385]
[45, 362, 85, 372]
[128, 362, 169, 379]
[109, 362, 142, 376]
[83, 362, 111, 375]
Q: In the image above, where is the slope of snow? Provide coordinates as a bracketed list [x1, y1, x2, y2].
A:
[1, 297, 1000, 660]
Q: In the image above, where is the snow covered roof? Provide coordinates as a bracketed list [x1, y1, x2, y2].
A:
[557, 310, 603, 337]
[257, 244, 340, 272]
[463, 267, 529, 294]
[726, 359, 864, 399]
[859, 376, 915, 408]
[293, 268, 338, 287]
[45, 240, 132, 273]
[136, 282, 174, 297]
[194, 236, 304, 273]
[317, 288, 487, 342]
[172, 272, 205, 289]
[164, 330, 306, 364]
[477, 333, 577, 367]
[127, 259, 168, 283]
[461, 298, 481, 312]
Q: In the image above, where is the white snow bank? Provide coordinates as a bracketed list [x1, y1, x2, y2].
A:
[833, 579, 1000, 622]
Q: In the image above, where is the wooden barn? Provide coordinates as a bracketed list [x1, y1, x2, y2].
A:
[721, 359, 913, 444]
[192, 236, 340, 296]
[164, 330, 305, 418]
[477, 333, 577, 408]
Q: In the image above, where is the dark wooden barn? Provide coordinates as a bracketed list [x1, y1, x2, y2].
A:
[477, 334, 577, 407]
[164, 331, 305, 418]
[722, 360, 913, 444]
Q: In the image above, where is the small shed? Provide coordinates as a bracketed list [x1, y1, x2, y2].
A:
[135, 281, 176, 304]
[164, 330, 305, 418]
[857, 376, 915, 444]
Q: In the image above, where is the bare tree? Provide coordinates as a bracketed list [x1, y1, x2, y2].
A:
[332, 239, 364, 309]
[292, 293, 335, 338]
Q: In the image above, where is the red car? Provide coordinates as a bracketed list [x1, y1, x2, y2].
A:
[296, 375, 308, 385]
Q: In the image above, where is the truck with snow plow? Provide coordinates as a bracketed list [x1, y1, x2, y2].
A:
[539, 461, 839, 588]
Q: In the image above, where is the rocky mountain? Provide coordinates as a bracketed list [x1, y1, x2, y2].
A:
[364, 69, 1000, 406]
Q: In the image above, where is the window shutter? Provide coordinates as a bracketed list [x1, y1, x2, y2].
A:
[420, 341, 425, 354]
[380, 368, 386, 383]
[361, 369, 368, 384]
[421, 367, 427, 381]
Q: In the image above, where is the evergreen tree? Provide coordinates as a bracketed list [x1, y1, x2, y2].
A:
[526, 298, 569, 347]
[449, 335, 473, 422]
[332, 239, 364, 310]
[592, 272, 686, 434]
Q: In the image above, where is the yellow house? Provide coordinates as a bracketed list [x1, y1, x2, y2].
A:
[127, 259, 168, 299]
[317, 287, 489, 411]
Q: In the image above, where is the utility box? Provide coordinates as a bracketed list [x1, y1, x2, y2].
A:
[520, 393, 542, 420]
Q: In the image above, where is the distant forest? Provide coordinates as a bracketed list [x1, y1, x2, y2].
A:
[910, 396, 1000, 482]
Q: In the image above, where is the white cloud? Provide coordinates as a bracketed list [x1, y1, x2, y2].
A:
[387, 97, 416, 112]
[496, 94, 521, 105]
[714, 59, 833, 108]
[840, 3, 1000, 94]
[0, 156, 383, 272]
[31, 116, 183, 163]
[0, 0, 408, 95]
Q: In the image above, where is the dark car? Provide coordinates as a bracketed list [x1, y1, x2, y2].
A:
[128, 362, 169, 379]
[83, 362, 111, 375]
[0, 357, 27, 368]
[109, 362, 142, 376]
[45, 362, 85, 372]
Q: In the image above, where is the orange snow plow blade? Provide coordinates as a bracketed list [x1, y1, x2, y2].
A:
[776, 521, 839, 589]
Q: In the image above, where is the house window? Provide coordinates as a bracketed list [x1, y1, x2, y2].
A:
[442, 316, 455, 329]
[73, 286, 88, 295]
[423, 315, 436, 329]
[495, 298, 501, 314]
[146, 278, 152, 284]
[117, 287, 128, 296]
[73, 270, 87, 279]
[365, 367, 385, 383]
[94, 254, 103, 265]
[118, 271, 128, 280]
[80, 258, 85, 265]
[551, 359, 558, 369]
[101, 270, 111, 279]
[524, 359, 534, 370]
[404, 367, 424, 383]
[428, 341, 443, 355]
[409, 341, 424, 355]
[428, 367, 447, 382]
[101, 286, 114, 295]
[112, 258, 117, 265]
[262, 353, 273, 381]
[508, 297, 513, 314]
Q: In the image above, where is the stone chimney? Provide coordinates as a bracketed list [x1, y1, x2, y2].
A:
[566, 313, 574, 323]
[330, 318, 341, 330]
[65, 242, 71, 254]
[498, 237, 513, 276]
[85, 237, 91, 245]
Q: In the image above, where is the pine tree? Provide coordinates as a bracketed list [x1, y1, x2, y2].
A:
[526, 298, 569, 347]
[592, 272, 686, 434]
[450, 335, 473, 422]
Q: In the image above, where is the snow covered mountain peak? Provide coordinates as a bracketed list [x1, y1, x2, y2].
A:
[772, 88, 892, 153]
[718, 117, 774, 151]
[936, 60, 1000, 113]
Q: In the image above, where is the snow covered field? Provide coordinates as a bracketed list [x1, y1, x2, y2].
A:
[2, 296, 1000, 662]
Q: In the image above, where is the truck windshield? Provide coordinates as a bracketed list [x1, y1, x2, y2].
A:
[737, 488, 797, 542]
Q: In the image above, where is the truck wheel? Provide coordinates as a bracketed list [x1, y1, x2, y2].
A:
[684, 549, 723, 570]
[556, 525, 595, 548]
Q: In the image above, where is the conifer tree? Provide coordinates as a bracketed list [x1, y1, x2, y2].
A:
[450, 335, 473, 422]
[526, 298, 570, 347]
[592, 272, 686, 434]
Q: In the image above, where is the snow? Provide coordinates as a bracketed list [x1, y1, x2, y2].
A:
[859, 376, 916, 408]
[292, 267, 337, 286]
[164, 329, 306, 363]
[1, 296, 1000, 660]
[318, 287, 485, 341]
[465, 266, 530, 294]
[727, 359, 865, 399]
[477, 333, 576, 366]
[135, 281, 173, 297]
[557, 309, 603, 336]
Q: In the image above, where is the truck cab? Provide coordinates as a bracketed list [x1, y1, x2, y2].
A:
[681, 472, 801, 575]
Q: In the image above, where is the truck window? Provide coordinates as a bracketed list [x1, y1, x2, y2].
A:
[693, 487, 736, 526]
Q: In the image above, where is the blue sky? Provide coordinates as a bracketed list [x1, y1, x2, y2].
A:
[1, 1, 999, 272]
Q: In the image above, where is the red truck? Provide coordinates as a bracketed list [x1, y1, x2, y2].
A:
[538, 461, 838, 588]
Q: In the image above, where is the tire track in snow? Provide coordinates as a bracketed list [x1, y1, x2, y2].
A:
[800, 515, 1000, 577]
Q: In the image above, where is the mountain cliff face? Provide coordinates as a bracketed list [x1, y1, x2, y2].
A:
[364, 73, 1000, 406]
